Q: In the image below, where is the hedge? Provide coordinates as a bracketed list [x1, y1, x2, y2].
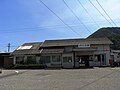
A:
[12, 64, 46, 69]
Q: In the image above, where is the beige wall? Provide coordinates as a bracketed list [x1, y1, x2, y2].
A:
[92, 44, 110, 51]
[13, 44, 111, 67]
[64, 46, 73, 52]
[93, 44, 111, 66]
[62, 53, 74, 68]
[111, 52, 120, 62]
[74, 44, 111, 66]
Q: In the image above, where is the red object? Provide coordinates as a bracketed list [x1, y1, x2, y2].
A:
[109, 58, 113, 65]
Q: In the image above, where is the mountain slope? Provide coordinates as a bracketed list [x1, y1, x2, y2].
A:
[88, 27, 120, 50]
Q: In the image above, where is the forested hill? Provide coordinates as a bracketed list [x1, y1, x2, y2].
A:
[88, 27, 120, 50]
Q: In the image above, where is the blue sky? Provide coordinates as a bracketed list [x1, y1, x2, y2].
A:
[0, 0, 120, 52]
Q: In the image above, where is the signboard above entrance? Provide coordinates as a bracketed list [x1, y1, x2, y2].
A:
[78, 44, 90, 48]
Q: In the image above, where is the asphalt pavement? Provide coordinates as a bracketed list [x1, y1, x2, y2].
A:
[0, 68, 120, 90]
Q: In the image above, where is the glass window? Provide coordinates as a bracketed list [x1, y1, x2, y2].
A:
[27, 56, 36, 64]
[52, 56, 60, 62]
[16, 56, 24, 64]
[63, 56, 72, 62]
[95, 55, 101, 62]
[40, 56, 50, 63]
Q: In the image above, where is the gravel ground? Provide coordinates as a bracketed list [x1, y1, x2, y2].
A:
[0, 68, 120, 90]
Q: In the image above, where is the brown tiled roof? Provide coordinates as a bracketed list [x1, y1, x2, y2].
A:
[41, 49, 64, 54]
[12, 42, 43, 55]
[41, 37, 113, 47]
[12, 37, 112, 55]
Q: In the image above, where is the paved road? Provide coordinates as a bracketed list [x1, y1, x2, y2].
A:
[0, 68, 120, 90]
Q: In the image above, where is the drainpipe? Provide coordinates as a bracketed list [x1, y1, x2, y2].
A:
[93, 53, 95, 67]
[73, 52, 75, 68]
[61, 53, 62, 68]
[13, 56, 16, 65]
[100, 54, 102, 66]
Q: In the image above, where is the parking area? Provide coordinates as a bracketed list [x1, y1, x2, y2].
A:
[0, 68, 120, 90]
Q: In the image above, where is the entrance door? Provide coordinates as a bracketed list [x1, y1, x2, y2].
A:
[78, 55, 89, 68]
[51, 56, 61, 68]
[62, 56, 73, 68]
[0, 56, 4, 67]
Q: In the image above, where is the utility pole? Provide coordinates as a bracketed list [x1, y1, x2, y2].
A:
[7, 43, 10, 52]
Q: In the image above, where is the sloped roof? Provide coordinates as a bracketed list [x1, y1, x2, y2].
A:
[41, 37, 113, 47]
[12, 42, 43, 55]
[12, 37, 112, 55]
[22, 42, 42, 50]
[41, 49, 64, 54]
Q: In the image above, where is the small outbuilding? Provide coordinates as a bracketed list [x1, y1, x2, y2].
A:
[0, 52, 13, 68]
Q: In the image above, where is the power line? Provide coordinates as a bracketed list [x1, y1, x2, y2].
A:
[0, 20, 105, 33]
[77, 0, 100, 27]
[0, 44, 19, 52]
[0, 23, 98, 34]
[1, 17, 119, 32]
[0, 45, 19, 48]
[62, 0, 91, 34]
[0, 25, 83, 34]
[0, 20, 120, 34]
[88, 0, 114, 26]
[95, 0, 117, 27]
[39, 0, 81, 37]
[0, 24, 84, 31]
[0, 18, 119, 34]
[80, 0, 108, 52]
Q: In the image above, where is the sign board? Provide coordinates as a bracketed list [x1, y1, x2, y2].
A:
[78, 44, 90, 48]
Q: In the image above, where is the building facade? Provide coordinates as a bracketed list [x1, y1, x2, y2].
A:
[0, 52, 13, 68]
[12, 38, 112, 68]
[111, 50, 120, 63]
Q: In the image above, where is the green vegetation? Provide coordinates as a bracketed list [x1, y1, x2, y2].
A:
[88, 27, 120, 50]
[11, 64, 46, 69]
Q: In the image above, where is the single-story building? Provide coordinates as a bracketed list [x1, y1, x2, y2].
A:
[12, 37, 112, 68]
[0, 52, 13, 68]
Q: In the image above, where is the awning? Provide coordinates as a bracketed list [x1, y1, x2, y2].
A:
[72, 47, 97, 52]
[41, 49, 64, 54]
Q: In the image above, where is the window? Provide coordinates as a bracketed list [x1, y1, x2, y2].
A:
[16, 56, 24, 64]
[52, 56, 60, 62]
[27, 56, 36, 64]
[89, 56, 93, 61]
[40, 56, 50, 63]
[63, 57, 72, 62]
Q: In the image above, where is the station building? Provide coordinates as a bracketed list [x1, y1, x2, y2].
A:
[12, 37, 112, 68]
